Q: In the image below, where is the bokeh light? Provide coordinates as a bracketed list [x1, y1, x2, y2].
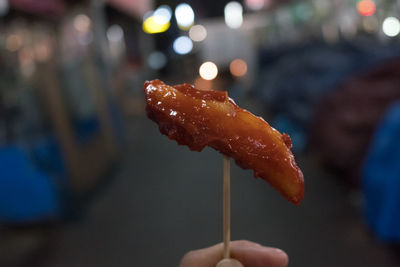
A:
[173, 36, 193, 55]
[189, 25, 207, 42]
[245, 0, 265, 11]
[175, 3, 195, 30]
[339, 13, 357, 38]
[143, 10, 153, 21]
[322, 23, 339, 43]
[382, 17, 400, 37]
[74, 14, 91, 33]
[314, 0, 330, 16]
[295, 3, 313, 21]
[107, 25, 124, 43]
[6, 34, 22, 52]
[18, 47, 34, 63]
[229, 59, 247, 77]
[154, 5, 172, 25]
[18, 47, 35, 77]
[224, 2, 243, 29]
[147, 51, 167, 70]
[34, 41, 52, 62]
[362, 16, 379, 33]
[77, 32, 93, 46]
[357, 0, 376, 17]
[199, 62, 218, 80]
[142, 15, 170, 34]
[194, 77, 213, 91]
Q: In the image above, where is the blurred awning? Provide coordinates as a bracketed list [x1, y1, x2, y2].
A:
[8, 0, 151, 19]
[107, 0, 151, 19]
[9, 0, 66, 16]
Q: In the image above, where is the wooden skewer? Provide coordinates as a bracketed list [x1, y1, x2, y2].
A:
[223, 155, 231, 259]
[216, 157, 244, 267]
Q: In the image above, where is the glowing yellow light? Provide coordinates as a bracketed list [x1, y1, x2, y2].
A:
[189, 25, 207, 42]
[230, 59, 247, 77]
[194, 77, 212, 91]
[6, 34, 22, 51]
[199, 62, 218, 81]
[142, 15, 170, 34]
[357, 0, 376, 17]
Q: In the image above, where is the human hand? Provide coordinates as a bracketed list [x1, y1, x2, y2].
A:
[179, 240, 288, 267]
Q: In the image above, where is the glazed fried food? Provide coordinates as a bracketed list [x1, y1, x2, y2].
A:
[143, 79, 304, 204]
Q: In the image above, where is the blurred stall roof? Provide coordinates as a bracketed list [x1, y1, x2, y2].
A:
[107, 0, 151, 19]
[107, 0, 293, 21]
[9, 0, 66, 17]
[188, 0, 291, 18]
[6, 0, 151, 20]
[4, 0, 293, 21]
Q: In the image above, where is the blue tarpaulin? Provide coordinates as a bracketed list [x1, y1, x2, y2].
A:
[363, 101, 400, 243]
[0, 145, 60, 223]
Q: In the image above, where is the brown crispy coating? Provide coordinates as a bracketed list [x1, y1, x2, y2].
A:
[143, 79, 304, 204]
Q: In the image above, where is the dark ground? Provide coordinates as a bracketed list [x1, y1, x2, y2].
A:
[1, 109, 400, 267]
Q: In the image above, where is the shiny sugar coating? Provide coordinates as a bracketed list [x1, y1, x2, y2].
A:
[143, 79, 304, 204]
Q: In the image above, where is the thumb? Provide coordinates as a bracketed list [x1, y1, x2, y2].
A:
[179, 240, 288, 267]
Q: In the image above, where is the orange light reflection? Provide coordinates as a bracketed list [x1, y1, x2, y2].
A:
[357, 0, 376, 17]
[229, 59, 247, 77]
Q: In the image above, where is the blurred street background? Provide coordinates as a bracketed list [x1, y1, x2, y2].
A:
[1, 0, 400, 266]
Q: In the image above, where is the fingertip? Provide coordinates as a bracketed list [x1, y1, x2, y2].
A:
[270, 248, 289, 267]
[262, 247, 289, 267]
[231, 245, 289, 267]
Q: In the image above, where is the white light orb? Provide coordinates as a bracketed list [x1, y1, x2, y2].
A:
[173, 36, 193, 55]
[189, 25, 207, 42]
[199, 62, 218, 80]
[382, 17, 400, 37]
[107, 25, 124, 43]
[175, 3, 195, 29]
[224, 2, 243, 29]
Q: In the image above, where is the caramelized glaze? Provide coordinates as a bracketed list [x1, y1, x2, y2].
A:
[143, 79, 304, 204]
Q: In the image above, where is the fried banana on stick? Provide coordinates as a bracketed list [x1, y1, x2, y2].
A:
[143, 79, 304, 204]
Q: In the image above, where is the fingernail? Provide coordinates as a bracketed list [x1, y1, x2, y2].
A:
[274, 248, 286, 254]
[272, 248, 289, 266]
